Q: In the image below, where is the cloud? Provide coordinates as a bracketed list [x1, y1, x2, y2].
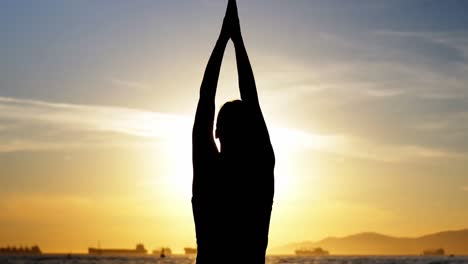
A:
[0, 96, 191, 140]
[462, 186, 468, 192]
[0, 96, 337, 153]
[1, 96, 466, 162]
[329, 136, 467, 163]
[376, 30, 468, 60]
[0, 96, 190, 152]
[0, 124, 10, 131]
[110, 78, 151, 91]
[364, 88, 405, 98]
[256, 29, 468, 162]
[0, 140, 80, 153]
[414, 111, 468, 131]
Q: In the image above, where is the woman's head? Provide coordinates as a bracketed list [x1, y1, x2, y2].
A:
[215, 100, 250, 151]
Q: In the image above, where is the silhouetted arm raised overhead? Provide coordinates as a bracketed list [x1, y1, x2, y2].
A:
[226, 0, 258, 105]
[228, 0, 275, 163]
[193, 12, 230, 175]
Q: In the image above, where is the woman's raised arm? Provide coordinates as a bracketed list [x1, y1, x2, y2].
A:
[227, 0, 260, 106]
[193, 20, 230, 156]
[229, 0, 275, 163]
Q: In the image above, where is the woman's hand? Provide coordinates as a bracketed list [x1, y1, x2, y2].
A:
[220, 0, 242, 42]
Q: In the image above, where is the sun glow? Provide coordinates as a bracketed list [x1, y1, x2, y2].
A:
[121, 111, 340, 203]
[164, 136, 193, 200]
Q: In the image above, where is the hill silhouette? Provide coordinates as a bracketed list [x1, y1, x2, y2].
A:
[273, 229, 468, 255]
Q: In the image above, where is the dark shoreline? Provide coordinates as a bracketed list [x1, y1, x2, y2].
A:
[2, 254, 467, 257]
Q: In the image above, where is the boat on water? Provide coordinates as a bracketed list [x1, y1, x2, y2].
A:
[152, 247, 172, 258]
[0, 246, 42, 256]
[422, 248, 445, 256]
[88, 244, 147, 256]
[295, 247, 329, 256]
[184, 247, 197, 255]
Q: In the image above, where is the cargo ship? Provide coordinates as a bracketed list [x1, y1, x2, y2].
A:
[422, 248, 445, 256]
[88, 244, 147, 256]
[295, 247, 329, 256]
[184, 247, 197, 255]
[0, 246, 42, 256]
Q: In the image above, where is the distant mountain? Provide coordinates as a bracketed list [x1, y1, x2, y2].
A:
[272, 229, 468, 255]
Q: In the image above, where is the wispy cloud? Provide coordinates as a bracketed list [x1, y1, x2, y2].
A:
[110, 78, 151, 91]
[0, 96, 191, 152]
[0, 140, 80, 153]
[1, 96, 465, 162]
[364, 88, 405, 98]
[0, 96, 190, 139]
[462, 186, 468, 192]
[0, 96, 336, 153]
[256, 29, 468, 164]
[376, 30, 468, 59]
[331, 136, 467, 163]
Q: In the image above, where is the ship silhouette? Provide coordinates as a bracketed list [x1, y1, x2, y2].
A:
[88, 243, 147, 256]
[184, 247, 197, 255]
[0, 246, 41, 255]
[295, 247, 330, 256]
[422, 248, 445, 256]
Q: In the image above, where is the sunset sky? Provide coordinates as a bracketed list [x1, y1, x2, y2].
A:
[1, 0, 468, 254]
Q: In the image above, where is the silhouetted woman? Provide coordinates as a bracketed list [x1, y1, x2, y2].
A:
[192, 1, 275, 263]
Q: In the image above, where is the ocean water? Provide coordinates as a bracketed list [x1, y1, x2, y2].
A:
[1, 256, 468, 264]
